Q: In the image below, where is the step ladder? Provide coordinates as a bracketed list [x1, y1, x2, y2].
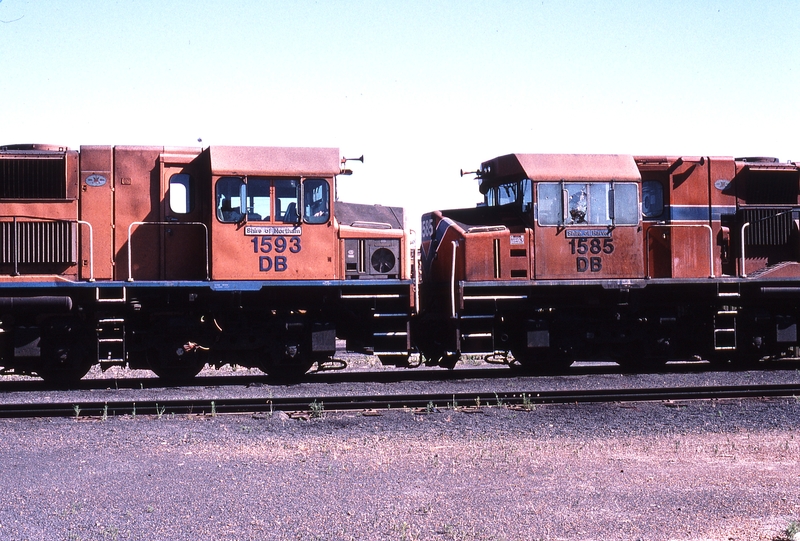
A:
[717, 282, 741, 299]
[97, 317, 126, 365]
[95, 288, 127, 365]
[713, 308, 738, 350]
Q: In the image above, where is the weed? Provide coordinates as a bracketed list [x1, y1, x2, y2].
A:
[310, 400, 324, 419]
[495, 393, 505, 407]
[131, 402, 136, 418]
[102, 525, 119, 540]
[474, 396, 481, 408]
[397, 521, 414, 541]
[521, 393, 535, 411]
[785, 520, 800, 541]
[73, 404, 81, 418]
[210, 401, 216, 417]
[426, 401, 435, 414]
[155, 404, 165, 419]
[101, 403, 108, 421]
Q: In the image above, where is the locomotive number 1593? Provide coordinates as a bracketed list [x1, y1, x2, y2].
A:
[250, 236, 302, 272]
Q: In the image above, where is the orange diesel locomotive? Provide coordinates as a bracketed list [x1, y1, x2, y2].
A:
[417, 153, 800, 370]
[0, 144, 413, 381]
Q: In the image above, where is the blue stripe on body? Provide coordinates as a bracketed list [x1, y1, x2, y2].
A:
[665, 205, 736, 222]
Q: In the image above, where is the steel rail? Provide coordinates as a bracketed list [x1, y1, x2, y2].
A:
[1, 383, 799, 419]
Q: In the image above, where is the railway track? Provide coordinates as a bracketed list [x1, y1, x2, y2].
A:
[1, 382, 799, 419]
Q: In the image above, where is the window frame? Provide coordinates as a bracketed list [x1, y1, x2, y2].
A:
[536, 181, 640, 227]
[215, 176, 331, 225]
[168, 173, 194, 214]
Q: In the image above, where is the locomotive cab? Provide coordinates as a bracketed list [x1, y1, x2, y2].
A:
[496, 153, 644, 280]
[208, 146, 339, 280]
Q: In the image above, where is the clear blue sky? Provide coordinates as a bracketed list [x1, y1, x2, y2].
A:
[2, 0, 798, 225]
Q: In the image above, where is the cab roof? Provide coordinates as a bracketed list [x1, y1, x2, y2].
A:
[209, 146, 341, 177]
[479, 153, 641, 186]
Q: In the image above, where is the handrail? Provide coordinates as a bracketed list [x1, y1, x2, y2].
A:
[740, 222, 750, 277]
[409, 229, 419, 315]
[645, 223, 714, 278]
[127, 221, 210, 281]
[76, 220, 95, 282]
[451, 240, 458, 318]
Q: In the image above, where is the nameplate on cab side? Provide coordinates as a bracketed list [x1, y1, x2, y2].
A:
[244, 226, 302, 236]
[565, 229, 611, 238]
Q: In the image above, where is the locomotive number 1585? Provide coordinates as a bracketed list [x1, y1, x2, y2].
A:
[568, 237, 614, 273]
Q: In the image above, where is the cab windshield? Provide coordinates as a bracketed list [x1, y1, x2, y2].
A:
[215, 177, 330, 224]
[537, 182, 639, 226]
[484, 178, 532, 212]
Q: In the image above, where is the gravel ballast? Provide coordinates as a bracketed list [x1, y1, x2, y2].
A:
[0, 394, 799, 540]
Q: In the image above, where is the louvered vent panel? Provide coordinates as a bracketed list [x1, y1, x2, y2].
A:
[0, 221, 77, 264]
[741, 208, 793, 246]
[0, 157, 67, 199]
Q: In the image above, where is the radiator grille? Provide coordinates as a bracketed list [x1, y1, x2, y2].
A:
[0, 221, 77, 264]
[0, 157, 67, 199]
[740, 208, 794, 246]
[744, 171, 798, 204]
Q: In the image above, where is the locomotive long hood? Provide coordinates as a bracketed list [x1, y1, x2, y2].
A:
[479, 153, 641, 191]
[208, 145, 341, 177]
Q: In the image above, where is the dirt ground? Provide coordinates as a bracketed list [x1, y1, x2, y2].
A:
[0, 396, 798, 541]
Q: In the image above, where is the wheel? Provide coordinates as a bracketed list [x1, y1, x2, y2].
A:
[708, 351, 758, 369]
[511, 349, 573, 374]
[36, 349, 93, 384]
[36, 320, 94, 385]
[147, 342, 207, 383]
[258, 342, 317, 380]
[378, 354, 410, 367]
[259, 358, 315, 380]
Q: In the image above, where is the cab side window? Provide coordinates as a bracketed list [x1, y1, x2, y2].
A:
[169, 173, 193, 214]
[275, 180, 300, 223]
[303, 179, 329, 224]
[642, 180, 664, 219]
[216, 177, 244, 223]
[245, 177, 271, 221]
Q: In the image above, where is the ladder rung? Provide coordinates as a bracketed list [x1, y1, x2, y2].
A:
[96, 288, 127, 303]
